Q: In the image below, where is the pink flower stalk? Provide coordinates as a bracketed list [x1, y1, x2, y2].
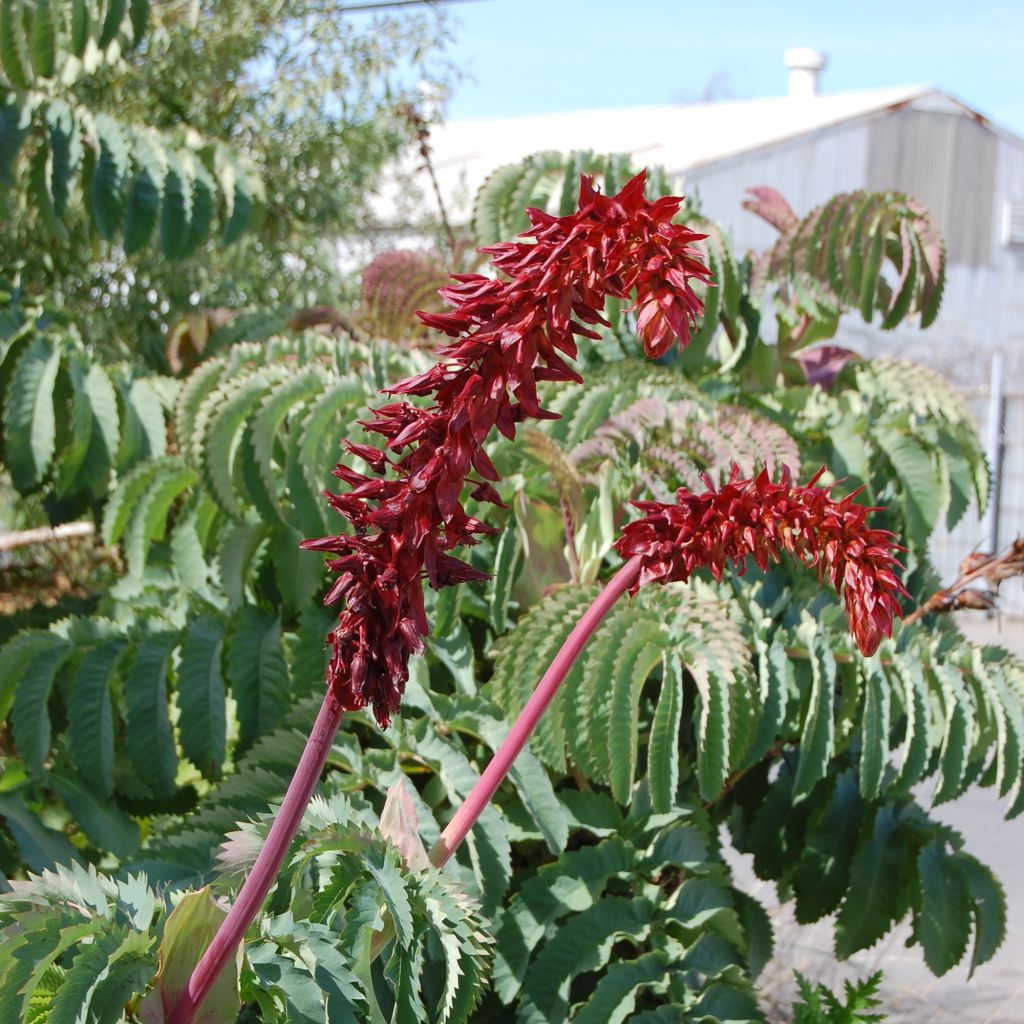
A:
[301, 171, 711, 727]
[615, 466, 908, 656]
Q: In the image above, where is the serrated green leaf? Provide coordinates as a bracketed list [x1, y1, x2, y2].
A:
[29, 0, 55, 77]
[955, 852, 1006, 977]
[226, 605, 290, 754]
[648, 653, 683, 813]
[0, 97, 27, 182]
[97, 0, 126, 49]
[0, 0, 32, 90]
[793, 622, 836, 798]
[917, 840, 971, 976]
[792, 770, 866, 923]
[574, 951, 667, 1024]
[69, 0, 88, 55]
[90, 114, 130, 238]
[858, 660, 889, 800]
[128, 0, 148, 43]
[519, 897, 653, 1024]
[874, 427, 942, 546]
[121, 457, 196, 577]
[492, 836, 635, 1003]
[608, 629, 664, 803]
[68, 639, 123, 797]
[50, 772, 140, 858]
[3, 335, 61, 491]
[160, 149, 193, 259]
[177, 614, 226, 781]
[835, 805, 910, 958]
[890, 657, 931, 794]
[0, 792, 80, 869]
[123, 128, 165, 253]
[123, 633, 178, 796]
[11, 637, 72, 776]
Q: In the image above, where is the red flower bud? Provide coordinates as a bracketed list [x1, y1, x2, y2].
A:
[303, 171, 711, 725]
[614, 467, 908, 656]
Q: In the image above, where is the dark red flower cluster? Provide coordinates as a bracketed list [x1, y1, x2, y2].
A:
[614, 467, 908, 656]
[302, 172, 711, 725]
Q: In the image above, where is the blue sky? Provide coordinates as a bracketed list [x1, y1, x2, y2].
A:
[441, 0, 1024, 136]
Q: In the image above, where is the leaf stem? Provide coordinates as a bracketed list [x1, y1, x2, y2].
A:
[428, 556, 643, 867]
[168, 691, 346, 1024]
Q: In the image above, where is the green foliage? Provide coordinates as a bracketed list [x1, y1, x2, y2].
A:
[792, 971, 886, 1024]
[0, 149, 1017, 1024]
[745, 187, 945, 339]
[0, 1, 262, 257]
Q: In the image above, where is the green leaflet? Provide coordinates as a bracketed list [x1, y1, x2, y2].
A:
[120, 457, 197, 577]
[791, 770, 866, 923]
[648, 653, 683, 813]
[49, 772, 140, 859]
[858, 660, 889, 800]
[692, 652, 732, 802]
[793, 621, 836, 799]
[888, 655, 931, 795]
[90, 113, 131, 238]
[2, 335, 61, 490]
[67, 639, 124, 797]
[0, 792, 80, 870]
[98, 0, 128, 49]
[492, 836, 636, 1003]
[0, 0, 32, 90]
[10, 636, 72, 776]
[874, 426, 942, 546]
[574, 951, 668, 1024]
[0, 630, 65, 721]
[834, 805, 911, 958]
[247, 368, 326, 525]
[226, 605, 291, 754]
[955, 852, 1007, 976]
[518, 896, 654, 1024]
[28, 0, 54, 78]
[123, 632, 178, 796]
[123, 128, 166, 253]
[916, 840, 971, 976]
[176, 614, 227, 781]
[607, 625, 667, 802]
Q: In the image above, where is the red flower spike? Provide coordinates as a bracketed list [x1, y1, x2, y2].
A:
[614, 467, 909, 657]
[302, 171, 711, 726]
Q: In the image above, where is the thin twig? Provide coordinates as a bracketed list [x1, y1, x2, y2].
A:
[399, 102, 457, 261]
[0, 521, 94, 552]
[904, 536, 1023, 625]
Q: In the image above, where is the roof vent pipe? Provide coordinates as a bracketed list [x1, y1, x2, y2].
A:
[784, 47, 828, 99]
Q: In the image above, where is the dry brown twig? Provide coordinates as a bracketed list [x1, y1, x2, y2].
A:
[904, 537, 1024, 625]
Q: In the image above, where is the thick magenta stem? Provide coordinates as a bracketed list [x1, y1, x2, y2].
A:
[428, 556, 642, 867]
[168, 691, 346, 1024]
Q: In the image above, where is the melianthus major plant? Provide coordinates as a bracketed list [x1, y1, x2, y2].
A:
[164, 172, 905, 1021]
[0, 156, 1018, 1024]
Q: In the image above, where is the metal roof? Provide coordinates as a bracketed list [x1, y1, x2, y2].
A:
[416, 86, 1018, 221]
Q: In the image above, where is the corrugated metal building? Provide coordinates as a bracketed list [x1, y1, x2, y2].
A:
[418, 59, 1024, 611]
